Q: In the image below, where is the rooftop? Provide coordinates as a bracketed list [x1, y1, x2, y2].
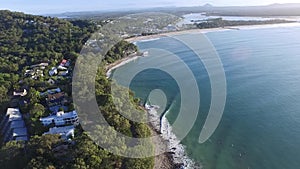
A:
[13, 128, 28, 137]
[40, 110, 78, 121]
[44, 125, 75, 138]
[40, 88, 61, 96]
[40, 110, 79, 126]
[6, 108, 22, 122]
[15, 136, 28, 141]
[10, 120, 25, 129]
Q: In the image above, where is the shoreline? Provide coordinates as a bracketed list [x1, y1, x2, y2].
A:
[126, 22, 300, 43]
[147, 108, 201, 169]
[106, 22, 300, 168]
[106, 57, 200, 168]
[105, 53, 141, 78]
[107, 22, 300, 79]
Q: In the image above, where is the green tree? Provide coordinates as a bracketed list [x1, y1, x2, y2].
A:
[0, 141, 27, 169]
[30, 103, 45, 121]
[0, 85, 8, 103]
[27, 87, 41, 106]
[26, 157, 56, 169]
[28, 103, 47, 135]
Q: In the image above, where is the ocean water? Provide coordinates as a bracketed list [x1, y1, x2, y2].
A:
[112, 25, 300, 169]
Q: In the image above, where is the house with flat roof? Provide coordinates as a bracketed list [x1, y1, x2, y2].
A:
[12, 128, 28, 139]
[9, 120, 25, 130]
[44, 125, 75, 140]
[0, 108, 28, 143]
[0, 108, 22, 129]
[40, 110, 79, 126]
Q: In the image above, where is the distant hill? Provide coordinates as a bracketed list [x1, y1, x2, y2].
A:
[170, 3, 300, 16]
[203, 3, 213, 8]
[0, 10, 97, 66]
[208, 3, 300, 16]
[268, 3, 300, 8]
[50, 3, 300, 19]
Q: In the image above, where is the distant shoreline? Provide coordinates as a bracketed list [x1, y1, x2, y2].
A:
[107, 22, 300, 78]
[126, 22, 300, 43]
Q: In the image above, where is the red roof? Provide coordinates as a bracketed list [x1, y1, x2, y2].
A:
[61, 59, 67, 64]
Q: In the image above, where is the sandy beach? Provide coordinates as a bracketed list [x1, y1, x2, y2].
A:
[105, 54, 141, 78]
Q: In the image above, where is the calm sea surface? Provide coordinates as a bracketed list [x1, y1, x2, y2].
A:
[112, 25, 300, 169]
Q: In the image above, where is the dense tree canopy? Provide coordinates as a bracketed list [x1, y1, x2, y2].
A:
[0, 10, 154, 169]
[195, 18, 294, 29]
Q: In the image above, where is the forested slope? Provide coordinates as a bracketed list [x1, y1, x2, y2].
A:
[0, 10, 154, 169]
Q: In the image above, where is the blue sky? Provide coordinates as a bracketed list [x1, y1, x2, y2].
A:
[0, 0, 299, 14]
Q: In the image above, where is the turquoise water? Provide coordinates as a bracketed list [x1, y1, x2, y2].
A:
[113, 26, 300, 169]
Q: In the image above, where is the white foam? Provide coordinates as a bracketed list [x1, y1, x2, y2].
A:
[148, 108, 201, 169]
[138, 38, 161, 43]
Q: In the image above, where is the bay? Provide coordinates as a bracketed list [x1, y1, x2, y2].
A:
[112, 25, 300, 169]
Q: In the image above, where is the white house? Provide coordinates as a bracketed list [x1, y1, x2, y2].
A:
[40, 110, 79, 126]
[44, 125, 75, 139]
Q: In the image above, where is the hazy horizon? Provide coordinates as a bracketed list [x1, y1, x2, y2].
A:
[0, 0, 300, 15]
